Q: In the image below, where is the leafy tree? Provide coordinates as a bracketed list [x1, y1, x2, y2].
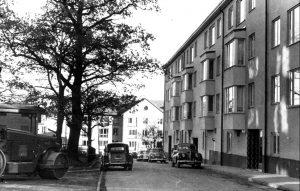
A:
[81, 89, 138, 161]
[140, 124, 162, 148]
[0, 0, 160, 160]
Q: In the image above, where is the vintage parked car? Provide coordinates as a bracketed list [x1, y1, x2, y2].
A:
[148, 148, 167, 163]
[136, 150, 145, 161]
[142, 149, 150, 161]
[171, 143, 202, 168]
[101, 142, 133, 171]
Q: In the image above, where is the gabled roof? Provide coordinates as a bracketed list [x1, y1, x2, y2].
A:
[0, 103, 45, 114]
[120, 98, 163, 114]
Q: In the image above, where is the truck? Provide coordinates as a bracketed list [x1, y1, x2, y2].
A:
[0, 104, 69, 179]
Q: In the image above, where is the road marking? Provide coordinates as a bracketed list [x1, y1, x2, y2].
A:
[97, 170, 104, 191]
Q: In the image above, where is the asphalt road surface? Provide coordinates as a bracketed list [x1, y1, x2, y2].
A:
[100, 160, 277, 191]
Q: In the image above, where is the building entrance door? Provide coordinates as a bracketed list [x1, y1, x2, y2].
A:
[247, 129, 262, 169]
[168, 136, 172, 159]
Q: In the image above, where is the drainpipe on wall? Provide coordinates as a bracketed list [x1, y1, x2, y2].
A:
[263, 0, 269, 173]
[220, 10, 225, 166]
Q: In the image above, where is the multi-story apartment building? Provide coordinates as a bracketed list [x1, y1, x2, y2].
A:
[163, 0, 299, 178]
[122, 98, 163, 153]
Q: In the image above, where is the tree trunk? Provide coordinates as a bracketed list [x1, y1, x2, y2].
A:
[56, 85, 65, 146]
[87, 114, 92, 148]
[67, 84, 82, 161]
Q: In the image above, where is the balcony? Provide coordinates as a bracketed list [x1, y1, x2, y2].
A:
[199, 80, 215, 96]
[223, 113, 245, 130]
[224, 66, 246, 87]
[170, 121, 180, 130]
[181, 90, 193, 103]
[199, 116, 215, 130]
[170, 96, 180, 107]
[180, 119, 193, 131]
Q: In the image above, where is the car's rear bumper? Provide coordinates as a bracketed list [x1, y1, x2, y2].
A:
[177, 160, 202, 165]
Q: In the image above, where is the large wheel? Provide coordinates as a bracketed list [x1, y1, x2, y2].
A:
[0, 150, 6, 176]
[38, 151, 69, 179]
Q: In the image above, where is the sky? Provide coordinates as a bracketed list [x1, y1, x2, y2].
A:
[12, 0, 222, 102]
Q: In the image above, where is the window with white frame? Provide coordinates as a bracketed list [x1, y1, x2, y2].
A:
[272, 132, 280, 154]
[226, 39, 245, 68]
[129, 141, 136, 148]
[100, 128, 108, 138]
[225, 86, 244, 113]
[288, 5, 300, 45]
[143, 118, 148, 124]
[183, 73, 193, 90]
[172, 81, 180, 96]
[249, 0, 256, 11]
[183, 102, 192, 119]
[216, 94, 220, 114]
[289, 68, 300, 106]
[190, 46, 194, 63]
[226, 131, 232, 153]
[178, 58, 182, 72]
[236, 0, 246, 25]
[271, 75, 280, 104]
[200, 95, 214, 116]
[129, 129, 137, 135]
[204, 31, 208, 49]
[216, 56, 221, 76]
[228, 6, 233, 29]
[248, 33, 255, 59]
[172, 106, 180, 121]
[193, 71, 197, 87]
[100, 140, 108, 146]
[248, 83, 255, 108]
[217, 18, 222, 38]
[202, 59, 214, 81]
[209, 25, 216, 46]
[272, 17, 281, 47]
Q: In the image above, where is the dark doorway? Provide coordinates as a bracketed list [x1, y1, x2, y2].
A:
[247, 129, 262, 169]
[193, 138, 198, 152]
[168, 136, 172, 159]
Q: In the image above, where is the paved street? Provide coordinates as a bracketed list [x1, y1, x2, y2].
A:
[0, 170, 100, 191]
[100, 160, 277, 191]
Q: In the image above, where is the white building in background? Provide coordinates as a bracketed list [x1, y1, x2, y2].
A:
[121, 99, 163, 153]
[38, 98, 163, 155]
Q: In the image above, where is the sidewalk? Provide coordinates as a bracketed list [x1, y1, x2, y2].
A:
[204, 164, 300, 191]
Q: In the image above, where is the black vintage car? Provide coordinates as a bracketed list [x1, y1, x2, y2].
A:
[101, 142, 133, 171]
[171, 143, 202, 168]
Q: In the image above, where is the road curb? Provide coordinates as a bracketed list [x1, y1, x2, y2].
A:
[67, 169, 100, 173]
[96, 170, 104, 191]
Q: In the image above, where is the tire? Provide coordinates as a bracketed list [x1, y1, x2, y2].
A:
[0, 150, 6, 177]
[176, 160, 180, 168]
[172, 162, 175, 167]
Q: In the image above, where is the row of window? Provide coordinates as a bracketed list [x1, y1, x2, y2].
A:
[272, 5, 300, 47]
[128, 117, 163, 125]
[166, 68, 299, 122]
[167, 3, 299, 80]
[173, 130, 192, 145]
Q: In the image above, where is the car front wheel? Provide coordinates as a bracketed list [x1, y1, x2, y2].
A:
[176, 160, 180, 168]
